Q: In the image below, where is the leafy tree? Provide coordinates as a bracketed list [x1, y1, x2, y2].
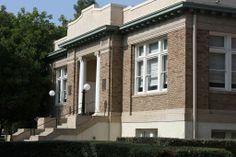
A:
[0, 6, 66, 136]
[59, 15, 69, 27]
[74, 0, 96, 18]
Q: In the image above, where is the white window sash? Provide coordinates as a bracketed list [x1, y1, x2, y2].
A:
[55, 68, 67, 105]
[135, 38, 168, 94]
[209, 33, 236, 91]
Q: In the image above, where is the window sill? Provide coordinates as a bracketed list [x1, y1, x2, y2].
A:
[133, 90, 167, 98]
[209, 89, 236, 95]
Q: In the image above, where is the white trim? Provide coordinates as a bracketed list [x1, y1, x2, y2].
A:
[55, 67, 67, 105]
[95, 51, 101, 113]
[78, 57, 86, 114]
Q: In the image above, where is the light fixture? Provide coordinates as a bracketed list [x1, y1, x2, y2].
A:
[49, 90, 55, 97]
[83, 83, 91, 91]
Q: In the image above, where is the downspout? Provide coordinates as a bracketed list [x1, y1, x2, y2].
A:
[192, 13, 197, 139]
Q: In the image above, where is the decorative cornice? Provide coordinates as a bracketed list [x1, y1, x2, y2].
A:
[47, 48, 67, 61]
[59, 25, 119, 49]
[48, 2, 236, 60]
[120, 2, 236, 33]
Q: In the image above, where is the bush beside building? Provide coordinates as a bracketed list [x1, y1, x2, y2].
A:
[0, 141, 234, 157]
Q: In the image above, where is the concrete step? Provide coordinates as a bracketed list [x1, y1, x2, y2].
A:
[24, 128, 54, 142]
[39, 128, 54, 136]
[57, 115, 77, 129]
[76, 115, 91, 126]
[24, 135, 39, 142]
[57, 123, 68, 129]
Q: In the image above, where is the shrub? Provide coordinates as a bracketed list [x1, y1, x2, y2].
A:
[117, 137, 236, 156]
[175, 147, 233, 157]
[0, 141, 94, 157]
[0, 141, 233, 157]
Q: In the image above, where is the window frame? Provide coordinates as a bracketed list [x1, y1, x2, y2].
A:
[134, 38, 168, 95]
[55, 67, 68, 105]
[209, 32, 236, 92]
[136, 129, 158, 138]
[211, 130, 236, 139]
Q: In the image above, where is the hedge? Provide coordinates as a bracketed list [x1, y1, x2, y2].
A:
[0, 137, 4, 142]
[0, 141, 233, 157]
[117, 137, 236, 156]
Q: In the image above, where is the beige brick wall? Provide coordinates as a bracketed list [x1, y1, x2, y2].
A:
[99, 34, 123, 115]
[110, 34, 123, 113]
[185, 27, 210, 110]
[122, 45, 133, 113]
[122, 28, 187, 112]
[185, 26, 193, 109]
[167, 29, 186, 109]
[52, 13, 236, 123]
[53, 50, 78, 117]
[100, 51, 110, 114]
[185, 14, 236, 123]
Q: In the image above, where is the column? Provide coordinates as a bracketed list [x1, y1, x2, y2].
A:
[95, 51, 101, 113]
[78, 57, 86, 114]
[59, 69, 63, 103]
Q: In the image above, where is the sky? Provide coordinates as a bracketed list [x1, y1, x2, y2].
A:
[0, 0, 144, 24]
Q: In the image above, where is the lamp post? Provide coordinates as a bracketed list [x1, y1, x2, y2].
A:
[82, 83, 91, 115]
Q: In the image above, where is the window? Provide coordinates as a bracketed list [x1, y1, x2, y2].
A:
[136, 129, 158, 138]
[56, 67, 67, 104]
[232, 132, 236, 139]
[212, 131, 225, 139]
[212, 130, 236, 139]
[209, 33, 236, 91]
[135, 38, 168, 94]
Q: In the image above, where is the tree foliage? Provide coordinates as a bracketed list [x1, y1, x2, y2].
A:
[0, 6, 66, 135]
[73, 0, 96, 18]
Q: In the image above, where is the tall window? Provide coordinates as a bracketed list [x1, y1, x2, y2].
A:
[135, 38, 168, 94]
[56, 67, 67, 104]
[209, 33, 236, 91]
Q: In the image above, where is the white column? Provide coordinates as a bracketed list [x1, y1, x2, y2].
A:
[95, 52, 101, 113]
[60, 69, 63, 103]
[78, 57, 86, 114]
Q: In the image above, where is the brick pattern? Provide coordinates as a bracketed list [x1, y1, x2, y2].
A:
[196, 30, 209, 110]
[74, 61, 79, 114]
[186, 14, 236, 113]
[110, 34, 123, 113]
[122, 28, 187, 112]
[52, 14, 236, 120]
[53, 50, 78, 117]
[100, 51, 110, 114]
[198, 15, 236, 111]
[122, 45, 132, 112]
[185, 26, 193, 109]
[167, 28, 186, 109]
[185, 27, 210, 110]
[209, 92, 236, 110]
[99, 34, 123, 115]
[66, 62, 75, 113]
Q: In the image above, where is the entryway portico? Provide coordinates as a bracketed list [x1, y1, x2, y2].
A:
[78, 51, 101, 115]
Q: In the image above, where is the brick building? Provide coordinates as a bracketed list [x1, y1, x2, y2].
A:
[13, 0, 236, 141]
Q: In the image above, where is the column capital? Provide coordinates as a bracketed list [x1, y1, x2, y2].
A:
[79, 56, 87, 62]
[79, 57, 83, 62]
[94, 51, 100, 57]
